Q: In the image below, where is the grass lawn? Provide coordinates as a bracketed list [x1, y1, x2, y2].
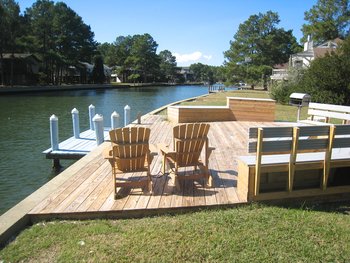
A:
[180, 90, 309, 122]
[1, 203, 350, 262]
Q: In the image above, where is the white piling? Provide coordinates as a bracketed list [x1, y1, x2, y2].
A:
[50, 114, 59, 151]
[93, 114, 104, 145]
[111, 111, 120, 129]
[71, 108, 80, 138]
[89, 104, 95, 130]
[124, 105, 131, 126]
[137, 111, 142, 124]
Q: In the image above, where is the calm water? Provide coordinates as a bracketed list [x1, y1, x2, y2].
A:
[0, 85, 208, 214]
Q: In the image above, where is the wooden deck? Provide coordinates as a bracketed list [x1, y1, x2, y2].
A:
[29, 114, 286, 220]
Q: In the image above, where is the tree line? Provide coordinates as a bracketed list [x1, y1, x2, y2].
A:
[1, 0, 350, 100]
[97, 35, 225, 84]
[0, 0, 97, 85]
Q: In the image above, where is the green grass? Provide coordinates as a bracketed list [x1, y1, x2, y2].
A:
[180, 90, 309, 122]
[1, 203, 350, 262]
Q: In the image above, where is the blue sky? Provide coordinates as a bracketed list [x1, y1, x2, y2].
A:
[18, 0, 317, 66]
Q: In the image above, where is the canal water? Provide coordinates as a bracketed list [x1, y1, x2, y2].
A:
[0, 85, 208, 215]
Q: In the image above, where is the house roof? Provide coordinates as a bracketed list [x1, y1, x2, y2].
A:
[313, 47, 336, 58]
[273, 63, 289, 69]
[313, 38, 343, 58]
[2, 53, 40, 62]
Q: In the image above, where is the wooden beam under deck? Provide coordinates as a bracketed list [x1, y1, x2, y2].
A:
[29, 115, 296, 221]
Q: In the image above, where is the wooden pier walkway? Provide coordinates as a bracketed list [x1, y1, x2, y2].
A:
[30, 114, 285, 220]
[43, 129, 110, 160]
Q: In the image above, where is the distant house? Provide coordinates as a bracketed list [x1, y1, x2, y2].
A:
[271, 37, 343, 81]
[64, 62, 112, 84]
[177, 67, 193, 82]
[0, 53, 40, 85]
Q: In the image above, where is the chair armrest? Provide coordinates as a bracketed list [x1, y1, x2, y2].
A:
[149, 144, 158, 157]
[103, 147, 113, 160]
[157, 143, 171, 154]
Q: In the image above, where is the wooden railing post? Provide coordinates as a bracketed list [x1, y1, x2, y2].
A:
[89, 104, 95, 130]
[323, 125, 335, 190]
[288, 127, 299, 192]
[137, 111, 142, 124]
[111, 111, 120, 129]
[254, 128, 263, 196]
[93, 114, 104, 145]
[124, 105, 130, 126]
[50, 114, 59, 151]
[71, 108, 80, 138]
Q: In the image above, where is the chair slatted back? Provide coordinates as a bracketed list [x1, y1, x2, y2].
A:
[173, 123, 210, 167]
[109, 127, 150, 172]
[248, 124, 350, 195]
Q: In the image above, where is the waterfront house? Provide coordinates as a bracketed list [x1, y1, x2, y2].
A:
[65, 62, 111, 84]
[176, 67, 194, 82]
[0, 53, 40, 85]
[271, 37, 343, 81]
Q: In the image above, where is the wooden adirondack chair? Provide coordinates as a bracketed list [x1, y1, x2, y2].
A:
[159, 123, 214, 190]
[105, 127, 153, 199]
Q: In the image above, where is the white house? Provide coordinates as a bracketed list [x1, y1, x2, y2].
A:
[271, 36, 342, 81]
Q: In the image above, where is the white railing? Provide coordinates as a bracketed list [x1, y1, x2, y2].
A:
[270, 69, 288, 80]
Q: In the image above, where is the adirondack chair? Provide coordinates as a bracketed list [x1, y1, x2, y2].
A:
[105, 127, 153, 199]
[159, 123, 214, 190]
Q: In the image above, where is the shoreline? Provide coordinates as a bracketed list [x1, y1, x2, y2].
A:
[0, 82, 203, 94]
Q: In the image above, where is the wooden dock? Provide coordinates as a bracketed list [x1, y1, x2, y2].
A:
[30, 114, 286, 221]
[43, 128, 110, 160]
[208, 84, 225, 93]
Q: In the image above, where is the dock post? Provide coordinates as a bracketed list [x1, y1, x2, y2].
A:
[111, 111, 120, 129]
[71, 108, 80, 138]
[93, 114, 104, 145]
[50, 115, 59, 151]
[89, 104, 95, 130]
[137, 111, 141, 124]
[50, 114, 61, 170]
[124, 105, 131, 126]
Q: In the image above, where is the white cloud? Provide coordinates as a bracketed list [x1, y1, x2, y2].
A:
[174, 51, 213, 64]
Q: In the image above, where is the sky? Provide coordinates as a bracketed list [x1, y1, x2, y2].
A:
[17, 0, 318, 66]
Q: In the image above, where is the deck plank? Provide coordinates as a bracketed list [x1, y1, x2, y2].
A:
[30, 115, 288, 220]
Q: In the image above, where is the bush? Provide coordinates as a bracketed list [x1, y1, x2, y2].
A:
[300, 52, 350, 105]
[298, 37, 350, 105]
[271, 37, 350, 106]
[269, 67, 306, 104]
[270, 81, 290, 104]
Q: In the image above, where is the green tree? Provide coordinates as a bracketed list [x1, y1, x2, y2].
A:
[272, 37, 350, 105]
[24, 0, 55, 83]
[52, 2, 97, 83]
[0, 0, 21, 85]
[300, 37, 350, 104]
[25, 0, 97, 84]
[97, 42, 117, 67]
[301, 0, 350, 44]
[189, 63, 217, 84]
[224, 11, 300, 86]
[92, 55, 105, 84]
[113, 35, 134, 82]
[125, 34, 159, 82]
[159, 50, 177, 82]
